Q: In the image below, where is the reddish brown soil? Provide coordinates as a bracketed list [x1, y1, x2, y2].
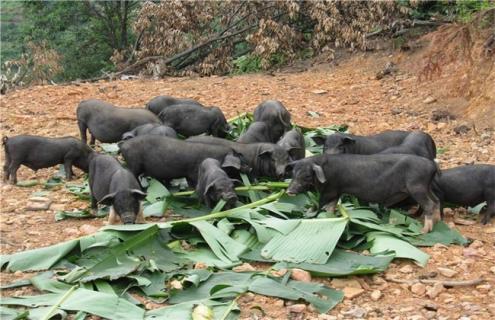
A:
[0, 51, 494, 319]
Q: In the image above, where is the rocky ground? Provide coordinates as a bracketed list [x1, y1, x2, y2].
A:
[0, 51, 494, 320]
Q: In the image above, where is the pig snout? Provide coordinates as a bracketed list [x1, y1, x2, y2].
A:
[222, 192, 237, 202]
[276, 165, 287, 179]
[120, 212, 137, 224]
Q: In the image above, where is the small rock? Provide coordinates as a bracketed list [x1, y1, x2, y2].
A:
[490, 266, 495, 274]
[170, 279, 182, 290]
[408, 315, 425, 320]
[63, 227, 80, 237]
[463, 247, 480, 257]
[437, 122, 447, 129]
[469, 239, 484, 249]
[233, 263, 256, 273]
[311, 89, 328, 95]
[399, 265, 414, 273]
[26, 201, 51, 211]
[318, 315, 337, 320]
[423, 96, 436, 104]
[370, 290, 382, 301]
[391, 107, 403, 115]
[290, 268, 312, 282]
[424, 311, 437, 319]
[194, 262, 207, 269]
[476, 284, 491, 292]
[431, 109, 455, 122]
[485, 227, 495, 234]
[454, 218, 476, 225]
[437, 267, 457, 278]
[274, 299, 285, 307]
[331, 278, 362, 289]
[424, 302, 438, 311]
[341, 306, 367, 318]
[242, 292, 255, 303]
[411, 283, 426, 295]
[28, 196, 51, 203]
[13, 270, 23, 277]
[287, 304, 306, 313]
[79, 224, 99, 235]
[343, 287, 365, 299]
[49, 203, 65, 211]
[426, 283, 444, 299]
[454, 125, 471, 134]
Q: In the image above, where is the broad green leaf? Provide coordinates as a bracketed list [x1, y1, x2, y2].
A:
[190, 221, 248, 264]
[1, 239, 79, 272]
[143, 200, 166, 217]
[273, 249, 394, 276]
[146, 179, 170, 203]
[192, 304, 213, 320]
[100, 143, 120, 154]
[368, 232, 430, 267]
[261, 217, 348, 264]
[409, 221, 467, 246]
[30, 272, 73, 293]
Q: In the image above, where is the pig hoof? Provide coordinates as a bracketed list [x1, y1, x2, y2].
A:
[422, 217, 434, 233]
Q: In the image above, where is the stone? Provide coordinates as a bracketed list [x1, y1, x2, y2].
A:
[26, 201, 51, 211]
[290, 268, 312, 282]
[372, 275, 386, 284]
[426, 283, 444, 299]
[233, 263, 256, 272]
[476, 284, 492, 292]
[408, 315, 425, 320]
[287, 304, 306, 313]
[484, 227, 495, 234]
[423, 96, 436, 104]
[29, 196, 51, 203]
[170, 279, 182, 290]
[274, 299, 285, 307]
[399, 265, 414, 273]
[49, 203, 65, 211]
[331, 278, 362, 289]
[79, 224, 99, 235]
[411, 283, 426, 295]
[343, 287, 365, 299]
[271, 268, 287, 277]
[425, 311, 437, 319]
[463, 247, 479, 257]
[370, 290, 382, 301]
[437, 267, 457, 278]
[318, 315, 337, 320]
[423, 302, 438, 311]
[194, 262, 207, 269]
[490, 266, 495, 274]
[341, 306, 367, 318]
[63, 227, 80, 237]
[436, 122, 447, 129]
[311, 89, 328, 95]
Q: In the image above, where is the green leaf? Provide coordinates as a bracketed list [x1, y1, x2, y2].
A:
[30, 272, 73, 293]
[261, 217, 348, 264]
[1, 239, 79, 272]
[100, 143, 120, 154]
[273, 249, 394, 276]
[410, 221, 468, 246]
[192, 303, 213, 320]
[190, 221, 248, 264]
[368, 232, 430, 267]
[143, 200, 166, 217]
[146, 179, 170, 203]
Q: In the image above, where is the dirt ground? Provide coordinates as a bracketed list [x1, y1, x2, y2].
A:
[0, 50, 494, 320]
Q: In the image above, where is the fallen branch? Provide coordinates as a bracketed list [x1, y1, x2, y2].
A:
[386, 276, 484, 287]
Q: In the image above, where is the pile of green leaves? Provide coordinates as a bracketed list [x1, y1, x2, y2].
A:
[0, 115, 467, 320]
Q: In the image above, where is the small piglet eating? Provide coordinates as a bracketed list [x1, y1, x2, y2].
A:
[145, 95, 203, 115]
[88, 153, 146, 224]
[158, 104, 230, 137]
[77, 99, 161, 144]
[120, 135, 244, 186]
[434, 164, 495, 224]
[277, 128, 305, 161]
[122, 123, 177, 140]
[3, 135, 94, 184]
[196, 158, 238, 209]
[286, 154, 442, 233]
[253, 100, 292, 142]
[186, 136, 289, 180]
[237, 122, 271, 144]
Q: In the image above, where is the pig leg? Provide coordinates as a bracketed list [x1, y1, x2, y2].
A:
[90, 134, 96, 146]
[3, 151, 10, 182]
[322, 200, 338, 213]
[107, 206, 120, 225]
[135, 205, 146, 224]
[481, 199, 494, 225]
[78, 120, 88, 144]
[318, 188, 339, 213]
[8, 161, 21, 185]
[63, 158, 74, 180]
[410, 189, 440, 233]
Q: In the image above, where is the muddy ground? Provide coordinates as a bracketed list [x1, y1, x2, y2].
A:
[0, 51, 494, 320]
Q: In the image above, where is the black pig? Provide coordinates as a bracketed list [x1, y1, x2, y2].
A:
[286, 154, 442, 233]
[238, 122, 271, 144]
[119, 135, 244, 186]
[196, 158, 238, 209]
[277, 128, 305, 161]
[253, 100, 292, 142]
[77, 99, 161, 144]
[434, 164, 495, 224]
[122, 123, 177, 140]
[3, 135, 94, 184]
[324, 131, 411, 155]
[158, 104, 230, 137]
[187, 136, 289, 179]
[88, 153, 146, 224]
[145, 95, 203, 115]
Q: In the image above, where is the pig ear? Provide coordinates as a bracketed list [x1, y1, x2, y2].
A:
[312, 164, 326, 183]
[131, 189, 147, 200]
[222, 153, 241, 170]
[99, 192, 116, 206]
[342, 137, 355, 145]
[288, 147, 303, 159]
[259, 148, 272, 158]
[277, 110, 291, 129]
[204, 181, 216, 197]
[311, 136, 326, 145]
[231, 178, 242, 186]
[285, 161, 298, 173]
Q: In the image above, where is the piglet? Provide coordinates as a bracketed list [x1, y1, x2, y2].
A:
[122, 123, 177, 140]
[196, 158, 238, 209]
[434, 164, 495, 224]
[88, 153, 146, 224]
[3, 135, 94, 184]
[277, 128, 305, 161]
[238, 122, 272, 144]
